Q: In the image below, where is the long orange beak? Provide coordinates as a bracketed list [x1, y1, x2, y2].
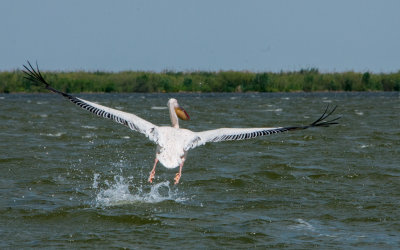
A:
[175, 106, 190, 121]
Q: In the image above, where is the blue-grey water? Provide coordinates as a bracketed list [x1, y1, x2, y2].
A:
[1, 92, 399, 249]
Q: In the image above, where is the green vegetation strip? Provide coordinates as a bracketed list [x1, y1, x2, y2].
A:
[1, 68, 399, 93]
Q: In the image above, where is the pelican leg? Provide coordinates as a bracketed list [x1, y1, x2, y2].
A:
[174, 157, 186, 185]
[148, 158, 158, 183]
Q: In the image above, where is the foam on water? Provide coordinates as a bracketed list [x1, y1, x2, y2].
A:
[266, 108, 283, 112]
[289, 218, 316, 232]
[82, 133, 95, 139]
[288, 218, 373, 241]
[81, 125, 97, 130]
[40, 132, 65, 137]
[93, 174, 185, 207]
[354, 109, 364, 116]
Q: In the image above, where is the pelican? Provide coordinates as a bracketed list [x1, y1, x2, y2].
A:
[23, 62, 340, 184]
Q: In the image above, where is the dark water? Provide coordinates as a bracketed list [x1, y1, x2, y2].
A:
[1, 92, 399, 249]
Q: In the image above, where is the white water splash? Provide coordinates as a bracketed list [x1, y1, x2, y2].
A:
[92, 173, 100, 189]
[93, 174, 185, 207]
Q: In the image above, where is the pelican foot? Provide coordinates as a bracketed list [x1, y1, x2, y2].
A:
[148, 171, 155, 183]
[174, 173, 181, 185]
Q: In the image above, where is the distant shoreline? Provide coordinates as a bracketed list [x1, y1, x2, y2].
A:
[10, 90, 392, 94]
[1, 69, 399, 93]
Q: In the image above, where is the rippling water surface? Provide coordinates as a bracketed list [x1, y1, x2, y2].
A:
[1, 92, 399, 248]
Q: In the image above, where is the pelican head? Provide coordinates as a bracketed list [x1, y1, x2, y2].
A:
[168, 98, 190, 121]
[168, 98, 190, 128]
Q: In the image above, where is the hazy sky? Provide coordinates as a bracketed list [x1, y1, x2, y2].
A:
[1, 0, 399, 72]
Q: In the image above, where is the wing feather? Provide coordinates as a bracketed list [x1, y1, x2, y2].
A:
[23, 61, 159, 142]
[186, 105, 340, 150]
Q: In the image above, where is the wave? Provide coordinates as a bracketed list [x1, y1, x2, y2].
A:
[265, 108, 283, 112]
[81, 125, 97, 130]
[289, 218, 316, 232]
[40, 132, 65, 137]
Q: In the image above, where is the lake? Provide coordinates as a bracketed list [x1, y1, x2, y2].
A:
[1, 92, 399, 248]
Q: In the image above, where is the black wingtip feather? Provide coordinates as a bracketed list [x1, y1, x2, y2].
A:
[309, 105, 341, 128]
[23, 61, 70, 97]
[23, 60, 49, 88]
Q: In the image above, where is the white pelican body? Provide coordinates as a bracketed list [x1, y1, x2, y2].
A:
[156, 126, 193, 168]
[23, 62, 340, 184]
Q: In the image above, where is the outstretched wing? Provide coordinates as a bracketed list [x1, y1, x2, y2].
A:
[186, 106, 340, 150]
[23, 61, 159, 142]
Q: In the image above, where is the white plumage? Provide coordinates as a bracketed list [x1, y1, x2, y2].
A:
[155, 126, 194, 169]
[23, 62, 340, 184]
